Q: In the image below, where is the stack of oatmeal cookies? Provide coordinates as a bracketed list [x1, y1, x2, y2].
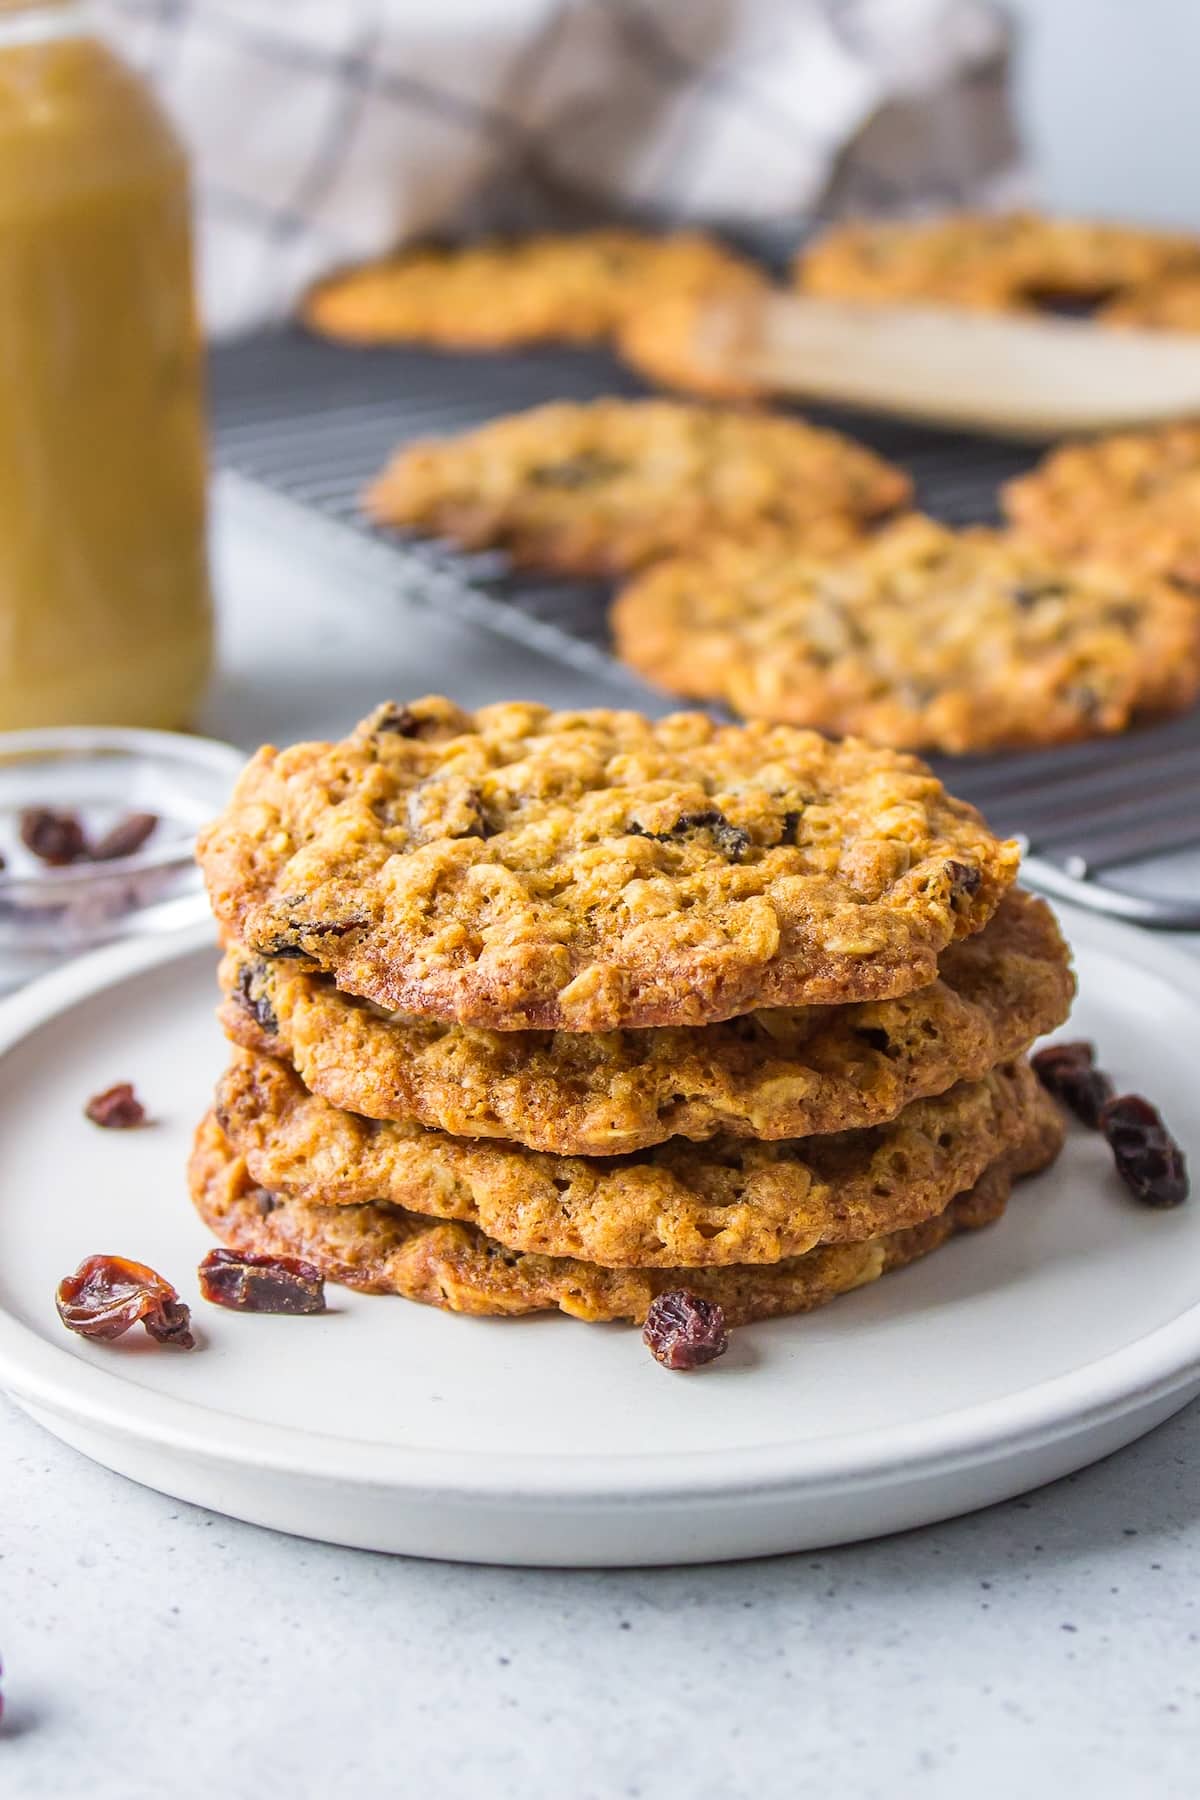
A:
[191, 698, 1072, 1351]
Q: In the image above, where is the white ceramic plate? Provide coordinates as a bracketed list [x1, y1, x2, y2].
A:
[0, 907, 1198, 1567]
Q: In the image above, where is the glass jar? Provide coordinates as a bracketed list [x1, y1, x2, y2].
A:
[0, 0, 212, 730]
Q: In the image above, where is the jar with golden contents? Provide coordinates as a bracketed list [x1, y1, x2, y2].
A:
[0, 0, 212, 729]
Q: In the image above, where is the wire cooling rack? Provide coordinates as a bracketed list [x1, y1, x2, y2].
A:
[209, 327, 1200, 927]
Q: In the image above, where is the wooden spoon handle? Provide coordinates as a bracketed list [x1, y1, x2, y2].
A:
[693, 292, 1200, 438]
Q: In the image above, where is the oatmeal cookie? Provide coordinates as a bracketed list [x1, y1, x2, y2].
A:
[219, 890, 1071, 1153]
[363, 400, 910, 576]
[213, 1048, 1053, 1268]
[616, 291, 769, 400]
[197, 698, 1019, 1031]
[1003, 422, 1200, 591]
[794, 211, 1200, 314]
[302, 229, 767, 349]
[612, 515, 1200, 752]
[191, 1101, 1062, 1323]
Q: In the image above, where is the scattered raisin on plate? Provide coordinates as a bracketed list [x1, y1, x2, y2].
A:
[84, 1082, 147, 1129]
[642, 1290, 729, 1370]
[1099, 1094, 1189, 1209]
[1031, 1040, 1116, 1129]
[197, 1248, 325, 1314]
[56, 1255, 194, 1348]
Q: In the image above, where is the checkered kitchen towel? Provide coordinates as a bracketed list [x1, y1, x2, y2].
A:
[101, 0, 1024, 337]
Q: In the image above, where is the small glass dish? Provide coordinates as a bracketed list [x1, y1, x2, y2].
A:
[0, 727, 245, 993]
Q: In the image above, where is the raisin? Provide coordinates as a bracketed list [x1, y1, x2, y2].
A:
[944, 859, 982, 905]
[84, 1082, 147, 1129]
[628, 809, 749, 862]
[56, 1255, 194, 1347]
[371, 704, 423, 736]
[258, 917, 364, 958]
[252, 1188, 278, 1217]
[781, 809, 804, 844]
[642, 1290, 729, 1370]
[235, 962, 278, 1036]
[198, 1248, 325, 1314]
[20, 807, 87, 866]
[89, 811, 158, 861]
[1031, 1040, 1114, 1129]
[1099, 1094, 1189, 1208]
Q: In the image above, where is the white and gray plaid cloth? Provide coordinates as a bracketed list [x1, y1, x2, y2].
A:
[101, 0, 1024, 337]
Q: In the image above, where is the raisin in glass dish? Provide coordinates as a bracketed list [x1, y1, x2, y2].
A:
[0, 727, 244, 992]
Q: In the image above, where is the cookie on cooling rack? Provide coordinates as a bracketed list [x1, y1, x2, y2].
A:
[363, 398, 909, 575]
[611, 514, 1200, 752]
[1003, 421, 1200, 591]
[302, 229, 767, 348]
[794, 211, 1200, 314]
[615, 291, 769, 400]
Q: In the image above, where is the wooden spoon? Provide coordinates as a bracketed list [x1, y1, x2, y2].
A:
[687, 291, 1200, 438]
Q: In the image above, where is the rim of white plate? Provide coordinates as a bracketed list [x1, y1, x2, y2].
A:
[0, 912, 1198, 1510]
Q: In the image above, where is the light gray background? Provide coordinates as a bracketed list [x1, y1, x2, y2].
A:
[1009, 0, 1200, 226]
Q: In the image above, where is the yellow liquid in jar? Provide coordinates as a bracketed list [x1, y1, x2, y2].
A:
[0, 22, 212, 729]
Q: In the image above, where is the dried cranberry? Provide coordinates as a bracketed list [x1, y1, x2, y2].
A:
[642, 1290, 729, 1370]
[1031, 1040, 1115, 1129]
[198, 1248, 325, 1314]
[20, 807, 87, 866]
[89, 811, 158, 861]
[84, 1082, 147, 1129]
[56, 1256, 194, 1347]
[1100, 1095, 1189, 1209]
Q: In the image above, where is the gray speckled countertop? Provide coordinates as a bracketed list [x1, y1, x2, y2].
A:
[5, 484, 1199, 1799]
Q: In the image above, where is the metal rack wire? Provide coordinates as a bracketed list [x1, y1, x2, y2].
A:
[210, 327, 1200, 927]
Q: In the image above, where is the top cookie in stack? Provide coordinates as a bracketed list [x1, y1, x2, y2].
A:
[192, 699, 1069, 1335]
